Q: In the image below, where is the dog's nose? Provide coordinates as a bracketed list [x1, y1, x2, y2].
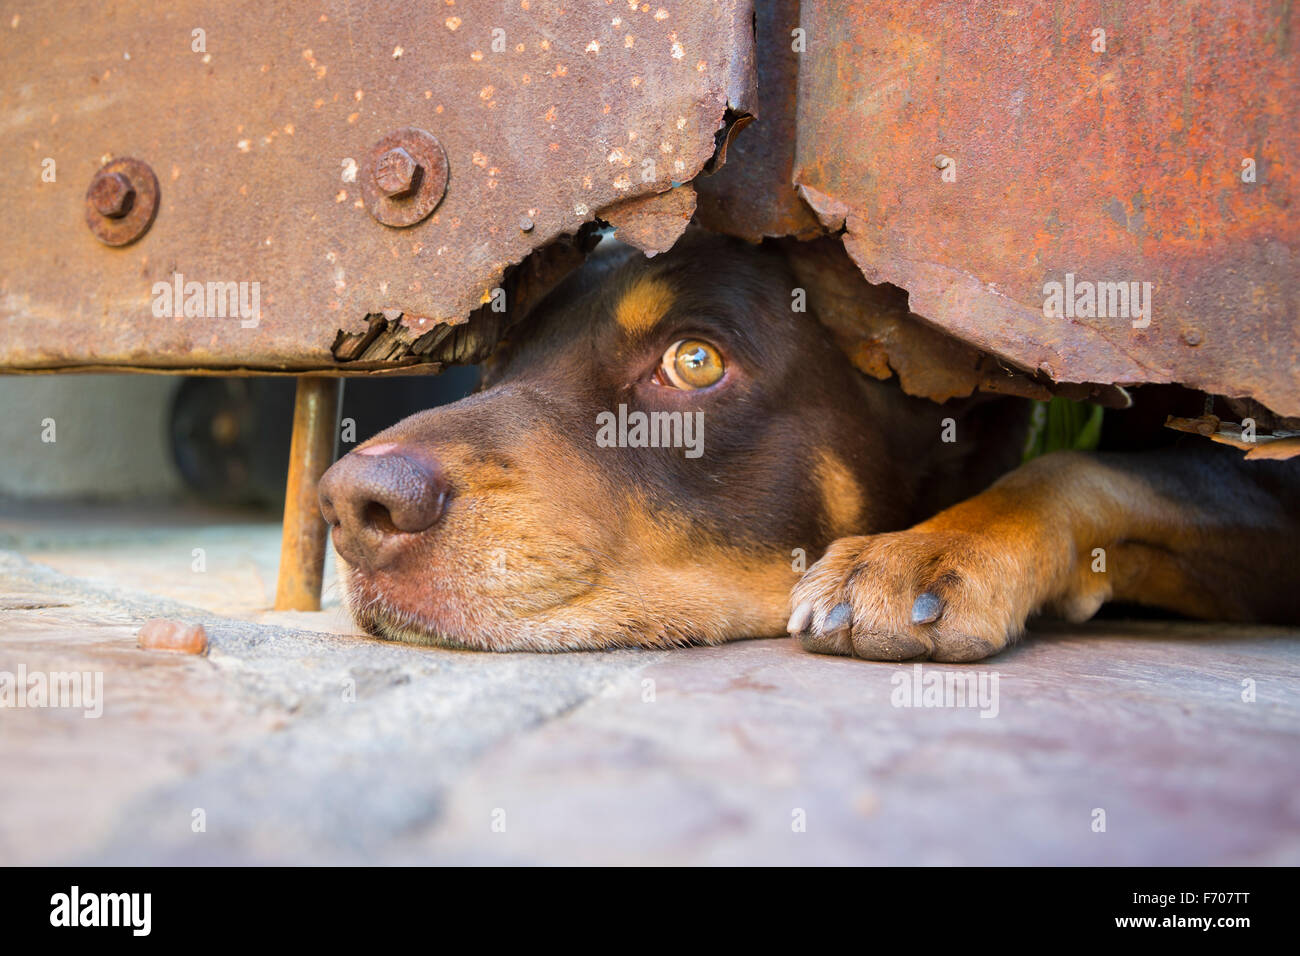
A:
[318, 443, 448, 572]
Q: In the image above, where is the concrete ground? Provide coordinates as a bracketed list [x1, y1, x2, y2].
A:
[2, 502, 1298, 866]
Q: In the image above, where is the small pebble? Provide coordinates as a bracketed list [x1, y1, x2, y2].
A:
[137, 619, 208, 655]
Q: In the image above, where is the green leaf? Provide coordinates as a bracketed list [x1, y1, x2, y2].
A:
[1022, 397, 1104, 463]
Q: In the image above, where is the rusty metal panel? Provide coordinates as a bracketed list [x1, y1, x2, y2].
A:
[695, 0, 820, 241]
[0, 0, 755, 372]
[792, 1, 1299, 417]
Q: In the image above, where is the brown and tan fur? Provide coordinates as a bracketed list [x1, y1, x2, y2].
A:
[319, 231, 1300, 661]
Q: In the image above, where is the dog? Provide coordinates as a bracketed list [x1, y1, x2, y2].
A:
[318, 231, 1300, 661]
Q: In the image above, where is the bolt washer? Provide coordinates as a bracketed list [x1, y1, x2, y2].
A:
[84, 157, 160, 247]
[361, 127, 448, 228]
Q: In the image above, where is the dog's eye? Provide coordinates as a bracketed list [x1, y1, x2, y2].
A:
[658, 339, 725, 390]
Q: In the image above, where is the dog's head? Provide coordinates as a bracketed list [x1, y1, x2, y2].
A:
[319, 231, 932, 650]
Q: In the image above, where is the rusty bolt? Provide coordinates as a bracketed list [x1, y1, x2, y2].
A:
[89, 171, 135, 218]
[374, 146, 421, 198]
[519, 215, 534, 232]
[1184, 328, 1203, 346]
[361, 128, 448, 228]
[84, 157, 159, 246]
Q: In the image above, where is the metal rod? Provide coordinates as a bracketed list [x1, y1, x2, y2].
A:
[274, 376, 343, 611]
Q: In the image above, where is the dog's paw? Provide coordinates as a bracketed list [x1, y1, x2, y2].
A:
[788, 530, 1036, 662]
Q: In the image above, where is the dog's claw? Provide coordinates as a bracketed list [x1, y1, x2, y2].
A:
[823, 602, 853, 635]
[786, 600, 813, 635]
[910, 591, 943, 625]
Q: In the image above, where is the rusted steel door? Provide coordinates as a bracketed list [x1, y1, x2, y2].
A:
[699, 0, 1298, 419]
[785, 0, 1298, 417]
[3, 0, 1296, 422]
[0, 0, 754, 373]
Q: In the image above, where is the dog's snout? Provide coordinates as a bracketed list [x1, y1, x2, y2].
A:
[319, 446, 448, 572]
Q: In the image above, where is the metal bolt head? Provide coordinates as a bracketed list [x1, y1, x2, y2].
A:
[84, 157, 159, 246]
[518, 215, 534, 232]
[89, 171, 135, 218]
[361, 127, 448, 228]
[374, 146, 420, 198]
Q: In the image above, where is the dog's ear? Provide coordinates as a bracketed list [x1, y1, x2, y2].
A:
[773, 236, 1054, 405]
[773, 236, 1133, 512]
[774, 236, 1130, 410]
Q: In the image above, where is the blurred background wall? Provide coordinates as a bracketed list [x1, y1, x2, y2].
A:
[0, 376, 182, 499]
[0, 369, 478, 505]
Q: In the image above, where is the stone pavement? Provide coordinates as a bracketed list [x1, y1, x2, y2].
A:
[2, 504, 1298, 865]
